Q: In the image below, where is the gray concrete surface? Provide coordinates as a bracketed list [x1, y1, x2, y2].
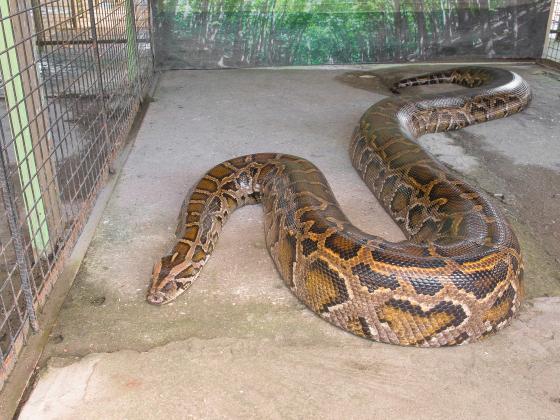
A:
[17, 65, 560, 419]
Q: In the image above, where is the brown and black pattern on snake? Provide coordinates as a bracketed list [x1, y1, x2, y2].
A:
[148, 67, 531, 347]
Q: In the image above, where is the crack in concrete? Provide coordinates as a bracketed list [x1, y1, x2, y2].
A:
[82, 358, 100, 403]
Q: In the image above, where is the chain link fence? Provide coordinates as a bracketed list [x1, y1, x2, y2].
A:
[544, 0, 560, 62]
[0, 0, 153, 389]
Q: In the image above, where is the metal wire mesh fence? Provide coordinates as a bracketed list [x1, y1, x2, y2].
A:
[544, 0, 560, 62]
[0, 0, 153, 388]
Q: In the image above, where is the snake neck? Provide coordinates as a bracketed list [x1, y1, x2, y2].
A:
[148, 154, 276, 303]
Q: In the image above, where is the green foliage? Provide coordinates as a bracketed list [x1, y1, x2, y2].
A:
[155, 0, 543, 66]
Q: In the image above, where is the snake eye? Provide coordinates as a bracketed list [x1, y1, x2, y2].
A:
[161, 282, 174, 293]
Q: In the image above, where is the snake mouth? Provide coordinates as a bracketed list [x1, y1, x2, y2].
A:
[146, 291, 169, 305]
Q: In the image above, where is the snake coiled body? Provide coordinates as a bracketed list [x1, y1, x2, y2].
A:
[148, 67, 531, 347]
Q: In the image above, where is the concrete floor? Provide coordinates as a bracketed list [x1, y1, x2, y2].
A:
[17, 64, 560, 419]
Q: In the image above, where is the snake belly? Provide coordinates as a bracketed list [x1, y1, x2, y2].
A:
[148, 67, 531, 347]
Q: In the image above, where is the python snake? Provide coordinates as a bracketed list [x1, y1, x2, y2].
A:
[148, 67, 531, 347]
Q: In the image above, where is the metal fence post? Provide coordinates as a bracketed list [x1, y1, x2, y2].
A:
[126, 0, 140, 96]
[87, 0, 110, 158]
[147, 0, 156, 70]
[0, 142, 39, 332]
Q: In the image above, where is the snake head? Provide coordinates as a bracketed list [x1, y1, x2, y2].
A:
[147, 253, 196, 305]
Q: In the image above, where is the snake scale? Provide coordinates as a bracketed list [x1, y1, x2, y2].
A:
[148, 67, 531, 347]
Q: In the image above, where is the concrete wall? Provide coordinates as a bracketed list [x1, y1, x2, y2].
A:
[153, 0, 552, 69]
